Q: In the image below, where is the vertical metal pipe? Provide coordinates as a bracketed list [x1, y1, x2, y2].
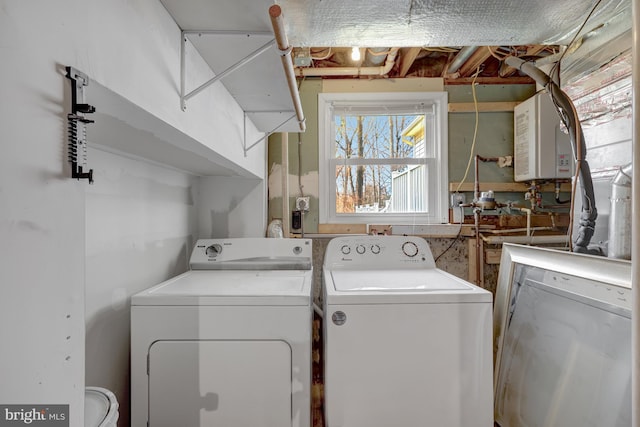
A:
[632, 0, 640, 424]
[269, 5, 306, 132]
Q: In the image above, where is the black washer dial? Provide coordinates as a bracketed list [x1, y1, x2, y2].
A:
[205, 244, 223, 257]
[402, 241, 419, 257]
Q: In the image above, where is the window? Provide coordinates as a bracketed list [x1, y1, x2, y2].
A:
[318, 92, 448, 225]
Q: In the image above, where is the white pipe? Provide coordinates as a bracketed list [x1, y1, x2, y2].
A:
[269, 5, 306, 132]
[517, 207, 532, 236]
[282, 132, 290, 238]
[483, 226, 554, 235]
[632, 0, 639, 424]
[295, 48, 399, 77]
[313, 302, 323, 319]
[480, 234, 569, 245]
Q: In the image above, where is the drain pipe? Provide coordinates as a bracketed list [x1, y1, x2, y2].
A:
[295, 48, 399, 77]
[504, 56, 599, 254]
[269, 5, 306, 132]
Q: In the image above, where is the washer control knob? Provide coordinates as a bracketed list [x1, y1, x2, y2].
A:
[371, 244, 381, 254]
[402, 241, 419, 258]
[205, 244, 223, 257]
[341, 245, 351, 255]
[356, 244, 366, 254]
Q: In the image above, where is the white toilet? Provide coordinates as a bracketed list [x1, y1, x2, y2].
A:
[85, 387, 119, 427]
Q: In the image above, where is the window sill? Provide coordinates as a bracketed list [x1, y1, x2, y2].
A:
[316, 223, 465, 238]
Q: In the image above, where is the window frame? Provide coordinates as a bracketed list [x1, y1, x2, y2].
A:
[318, 91, 449, 225]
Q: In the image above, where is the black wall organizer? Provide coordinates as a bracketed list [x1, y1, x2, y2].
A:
[65, 66, 95, 183]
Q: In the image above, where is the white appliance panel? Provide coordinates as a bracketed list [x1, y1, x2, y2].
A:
[190, 238, 312, 270]
[513, 92, 573, 182]
[149, 340, 291, 427]
[324, 303, 493, 427]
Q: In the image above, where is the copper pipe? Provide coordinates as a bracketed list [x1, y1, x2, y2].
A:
[269, 5, 306, 132]
[474, 155, 501, 201]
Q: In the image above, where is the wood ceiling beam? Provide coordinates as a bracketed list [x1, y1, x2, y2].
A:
[397, 47, 423, 77]
[457, 46, 496, 77]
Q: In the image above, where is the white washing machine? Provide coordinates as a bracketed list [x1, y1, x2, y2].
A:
[131, 238, 313, 427]
[323, 235, 493, 427]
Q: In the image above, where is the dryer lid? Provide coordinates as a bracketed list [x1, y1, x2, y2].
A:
[131, 270, 312, 306]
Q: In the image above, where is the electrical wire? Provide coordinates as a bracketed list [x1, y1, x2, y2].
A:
[310, 47, 333, 60]
[423, 46, 460, 53]
[435, 206, 464, 262]
[296, 73, 306, 201]
[366, 48, 395, 56]
[549, 0, 604, 80]
[486, 46, 510, 61]
[455, 68, 481, 194]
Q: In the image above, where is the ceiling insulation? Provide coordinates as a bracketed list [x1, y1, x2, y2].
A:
[279, 0, 629, 47]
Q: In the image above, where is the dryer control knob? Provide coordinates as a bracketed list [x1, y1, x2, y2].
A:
[402, 241, 419, 257]
[356, 244, 366, 254]
[371, 244, 381, 254]
[341, 245, 351, 255]
[205, 244, 223, 257]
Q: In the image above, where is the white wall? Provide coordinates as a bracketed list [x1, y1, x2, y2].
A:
[198, 176, 267, 238]
[0, 1, 266, 425]
[85, 147, 198, 426]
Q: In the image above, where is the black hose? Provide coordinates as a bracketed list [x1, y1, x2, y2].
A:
[505, 57, 600, 254]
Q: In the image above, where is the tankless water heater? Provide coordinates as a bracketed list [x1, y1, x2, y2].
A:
[513, 92, 574, 181]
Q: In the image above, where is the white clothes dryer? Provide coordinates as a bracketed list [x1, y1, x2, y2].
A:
[322, 235, 493, 427]
[131, 238, 313, 427]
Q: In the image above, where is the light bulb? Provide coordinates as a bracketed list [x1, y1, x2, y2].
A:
[351, 47, 361, 61]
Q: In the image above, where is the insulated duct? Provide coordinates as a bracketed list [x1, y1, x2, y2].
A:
[608, 163, 632, 259]
[447, 46, 478, 74]
[505, 56, 599, 254]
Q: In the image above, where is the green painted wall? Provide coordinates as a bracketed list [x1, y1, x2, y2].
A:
[268, 80, 537, 233]
[448, 84, 536, 207]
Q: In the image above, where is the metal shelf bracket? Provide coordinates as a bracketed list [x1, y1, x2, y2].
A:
[180, 30, 275, 111]
[243, 112, 296, 156]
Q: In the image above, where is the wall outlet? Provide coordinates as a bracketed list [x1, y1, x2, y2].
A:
[296, 196, 310, 212]
[450, 193, 466, 207]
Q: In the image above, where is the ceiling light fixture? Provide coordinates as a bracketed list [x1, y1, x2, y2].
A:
[351, 47, 361, 61]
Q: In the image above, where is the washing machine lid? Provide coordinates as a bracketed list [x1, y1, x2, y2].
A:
[325, 268, 492, 304]
[131, 270, 312, 306]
